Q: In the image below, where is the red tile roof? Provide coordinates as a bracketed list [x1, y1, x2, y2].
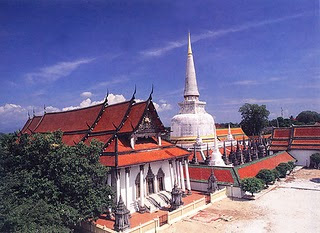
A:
[100, 146, 189, 167]
[62, 134, 86, 146]
[273, 128, 291, 139]
[35, 104, 103, 133]
[236, 151, 295, 179]
[270, 125, 320, 151]
[188, 166, 236, 184]
[271, 140, 289, 145]
[21, 116, 42, 134]
[85, 134, 113, 146]
[216, 128, 249, 141]
[20, 118, 32, 134]
[293, 126, 320, 137]
[291, 139, 320, 145]
[91, 101, 130, 133]
[20, 98, 184, 168]
[119, 102, 148, 133]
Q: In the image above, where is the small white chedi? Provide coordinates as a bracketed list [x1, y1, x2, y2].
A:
[171, 33, 215, 149]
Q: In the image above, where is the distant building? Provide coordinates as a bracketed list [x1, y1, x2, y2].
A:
[270, 125, 320, 166]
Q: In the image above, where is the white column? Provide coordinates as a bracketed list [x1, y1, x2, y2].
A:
[154, 175, 158, 193]
[176, 160, 181, 188]
[116, 169, 121, 203]
[179, 160, 186, 193]
[125, 167, 130, 208]
[169, 160, 174, 189]
[139, 165, 145, 208]
[184, 158, 192, 194]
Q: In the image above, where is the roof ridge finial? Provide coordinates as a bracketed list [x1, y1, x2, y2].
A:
[27, 111, 30, 119]
[33, 108, 35, 117]
[148, 84, 154, 100]
[44, 104, 46, 114]
[131, 85, 137, 100]
[104, 89, 109, 106]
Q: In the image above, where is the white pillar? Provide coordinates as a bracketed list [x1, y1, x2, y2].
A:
[179, 160, 186, 193]
[116, 169, 121, 203]
[169, 160, 174, 189]
[184, 158, 192, 194]
[125, 167, 130, 208]
[139, 165, 145, 208]
[154, 175, 158, 193]
[176, 160, 181, 188]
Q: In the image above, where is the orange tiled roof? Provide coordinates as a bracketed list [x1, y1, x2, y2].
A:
[100, 146, 190, 167]
[273, 128, 291, 139]
[61, 133, 86, 146]
[35, 104, 103, 133]
[21, 116, 42, 134]
[293, 126, 320, 137]
[188, 166, 236, 184]
[236, 151, 295, 179]
[270, 125, 320, 151]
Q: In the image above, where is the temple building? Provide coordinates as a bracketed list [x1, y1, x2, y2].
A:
[270, 125, 320, 167]
[170, 33, 216, 149]
[21, 93, 192, 213]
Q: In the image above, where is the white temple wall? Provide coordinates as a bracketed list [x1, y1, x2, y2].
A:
[117, 160, 176, 213]
[288, 150, 320, 167]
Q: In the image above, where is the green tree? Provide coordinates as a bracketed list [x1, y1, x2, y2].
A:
[241, 177, 264, 196]
[0, 131, 113, 232]
[239, 103, 270, 136]
[256, 169, 275, 187]
[310, 153, 320, 168]
[276, 162, 291, 178]
[296, 111, 320, 124]
[272, 169, 280, 181]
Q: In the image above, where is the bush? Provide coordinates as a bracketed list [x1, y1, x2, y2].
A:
[272, 169, 280, 181]
[241, 177, 264, 196]
[310, 153, 320, 169]
[287, 161, 295, 173]
[256, 169, 275, 187]
[276, 162, 291, 178]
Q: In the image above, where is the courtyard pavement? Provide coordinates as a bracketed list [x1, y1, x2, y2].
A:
[161, 168, 320, 233]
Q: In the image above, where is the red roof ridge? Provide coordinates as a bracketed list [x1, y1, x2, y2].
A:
[44, 102, 104, 115]
[31, 115, 45, 133]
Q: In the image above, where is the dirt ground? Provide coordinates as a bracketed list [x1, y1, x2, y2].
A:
[161, 168, 320, 233]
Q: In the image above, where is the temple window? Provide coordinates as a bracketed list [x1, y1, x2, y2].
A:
[157, 167, 165, 191]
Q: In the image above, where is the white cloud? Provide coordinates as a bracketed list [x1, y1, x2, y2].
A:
[62, 93, 126, 111]
[0, 104, 24, 114]
[45, 106, 60, 113]
[141, 13, 306, 57]
[107, 93, 126, 104]
[227, 77, 285, 86]
[80, 91, 92, 98]
[25, 57, 95, 83]
[153, 102, 172, 112]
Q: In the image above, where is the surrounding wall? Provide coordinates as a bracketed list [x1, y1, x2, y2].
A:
[288, 150, 320, 167]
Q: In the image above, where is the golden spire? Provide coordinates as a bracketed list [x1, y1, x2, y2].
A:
[188, 32, 192, 55]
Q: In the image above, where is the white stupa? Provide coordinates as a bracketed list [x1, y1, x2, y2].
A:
[171, 33, 215, 149]
[208, 127, 226, 166]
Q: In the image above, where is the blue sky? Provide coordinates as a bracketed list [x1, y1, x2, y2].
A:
[0, 0, 319, 132]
